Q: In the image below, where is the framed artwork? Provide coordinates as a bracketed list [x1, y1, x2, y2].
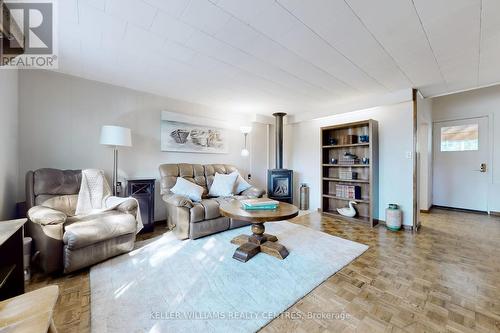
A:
[161, 111, 229, 154]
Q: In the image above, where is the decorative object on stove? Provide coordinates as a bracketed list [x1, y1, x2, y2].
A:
[385, 204, 402, 231]
[335, 184, 361, 200]
[240, 126, 252, 157]
[299, 183, 310, 210]
[328, 137, 338, 145]
[337, 201, 357, 218]
[362, 157, 370, 165]
[359, 135, 369, 143]
[340, 135, 358, 145]
[267, 112, 293, 203]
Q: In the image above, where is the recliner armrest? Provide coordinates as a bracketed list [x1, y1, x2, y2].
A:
[241, 186, 265, 198]
[162, 194, 194, 208]
[28, 206, 67, 225]
[114, 197, 138, 214]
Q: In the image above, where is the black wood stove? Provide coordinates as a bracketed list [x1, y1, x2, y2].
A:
[267, 112, 293, 204]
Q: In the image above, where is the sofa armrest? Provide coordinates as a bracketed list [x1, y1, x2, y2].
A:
[28, 206, 67, 225]
[162, 194, 194, 208]
[241, 186, 265, 198]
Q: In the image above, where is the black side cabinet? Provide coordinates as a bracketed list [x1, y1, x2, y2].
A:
[0, 219, 26, 301]
[127, 179, 155, 233]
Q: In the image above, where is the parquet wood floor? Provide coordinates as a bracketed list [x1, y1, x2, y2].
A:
[27, 209, 500, 332]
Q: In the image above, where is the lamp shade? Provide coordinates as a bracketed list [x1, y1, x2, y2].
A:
[100, 126, 132, 147]
[240, 126, 252, 134]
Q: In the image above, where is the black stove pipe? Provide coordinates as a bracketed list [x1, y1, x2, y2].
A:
[273, 112, 286, 169]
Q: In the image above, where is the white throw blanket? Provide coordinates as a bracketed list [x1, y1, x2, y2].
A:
[75, 169, 143, 233]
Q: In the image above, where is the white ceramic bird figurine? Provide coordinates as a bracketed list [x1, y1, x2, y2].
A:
[337, 201, 357, 217]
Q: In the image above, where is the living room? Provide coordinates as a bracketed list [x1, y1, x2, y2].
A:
[1, 1, 500, 332]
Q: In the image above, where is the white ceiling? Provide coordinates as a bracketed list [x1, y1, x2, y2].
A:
[55, 0, 500, 116]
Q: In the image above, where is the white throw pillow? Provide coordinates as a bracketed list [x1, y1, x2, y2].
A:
[230, 171, 252, 194]
[170, 177, 204, 202]
[209, 172, 238, 197]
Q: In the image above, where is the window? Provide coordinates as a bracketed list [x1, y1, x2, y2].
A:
[440, 124, 478, 152]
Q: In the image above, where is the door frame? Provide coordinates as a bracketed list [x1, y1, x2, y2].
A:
[431, 115, 492, 213]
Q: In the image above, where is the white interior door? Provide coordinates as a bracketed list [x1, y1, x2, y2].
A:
[433, 117, 489, 211]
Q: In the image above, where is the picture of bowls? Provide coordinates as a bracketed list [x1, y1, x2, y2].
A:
[170, 129, 190, 144]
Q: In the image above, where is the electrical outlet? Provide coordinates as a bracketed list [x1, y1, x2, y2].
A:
[247, 174, 252, 180]
[406, 151, 412, 159]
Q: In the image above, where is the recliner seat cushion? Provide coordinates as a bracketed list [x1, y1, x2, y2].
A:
[41, 194, 79, 216]
[190, 199, 221, 223]
[63, 211, 136, 250]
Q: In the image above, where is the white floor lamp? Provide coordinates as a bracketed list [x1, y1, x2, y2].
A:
[99, 125, 132, 196]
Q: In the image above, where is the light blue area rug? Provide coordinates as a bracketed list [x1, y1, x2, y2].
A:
[90, 221, 368, 333]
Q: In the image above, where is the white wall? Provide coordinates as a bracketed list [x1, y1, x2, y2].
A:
[18, 70, 260, 221]
[433, 85, 500, 213]
[287, 102, 415, 226]
[417, 94, 433, 211]
[0, 70, 19, 220]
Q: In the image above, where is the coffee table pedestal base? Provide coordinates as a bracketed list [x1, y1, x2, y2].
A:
[231, 223, 289, 262]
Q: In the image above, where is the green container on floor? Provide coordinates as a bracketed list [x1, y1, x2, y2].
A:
[386, 204, 402, 231]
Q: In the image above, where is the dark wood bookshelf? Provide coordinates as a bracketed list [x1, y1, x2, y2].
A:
[320, 120, 379, 226]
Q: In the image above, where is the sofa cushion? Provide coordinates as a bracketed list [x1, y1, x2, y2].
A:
[33, 168, 81, 196]
[159, 164, 208, 197]
[190, 199, 222, 223]
[41, 194, 79, 216]
[63, 211, 136, 250]
[171, 177, 204, 202]
[204, 164, 238, 190]
[208, 172, 238, 197]
[230, 172, 252, 194]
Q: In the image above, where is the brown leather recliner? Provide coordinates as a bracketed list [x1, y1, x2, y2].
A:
[159, 164, 265, 240]
[25, 168, 138, 274]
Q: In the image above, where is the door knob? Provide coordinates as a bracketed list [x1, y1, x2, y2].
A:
[480, 163, 487, 173]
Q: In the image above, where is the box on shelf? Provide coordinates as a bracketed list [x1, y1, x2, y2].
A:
[335, 185, 361, 200]
[339, 171, 358, 180]
[339, 158, 360, 165]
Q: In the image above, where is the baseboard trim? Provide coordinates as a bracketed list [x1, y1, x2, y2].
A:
[376, 219, 415, 232]
[490, 211, 500, 217]
[432, 205, 487, 215]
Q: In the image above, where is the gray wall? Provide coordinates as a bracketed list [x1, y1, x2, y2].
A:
[0, 70, 19, 220]
[286, 101, 415, 226]
[433, 85, 500, 213]
[18, 70, 262, 221]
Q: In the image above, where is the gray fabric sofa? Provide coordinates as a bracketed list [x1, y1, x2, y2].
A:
[26, 168, 138, 274]
[159, 163, 265, 240]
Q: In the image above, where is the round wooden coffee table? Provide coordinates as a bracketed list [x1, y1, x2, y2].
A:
[219, 200, 299, 262]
